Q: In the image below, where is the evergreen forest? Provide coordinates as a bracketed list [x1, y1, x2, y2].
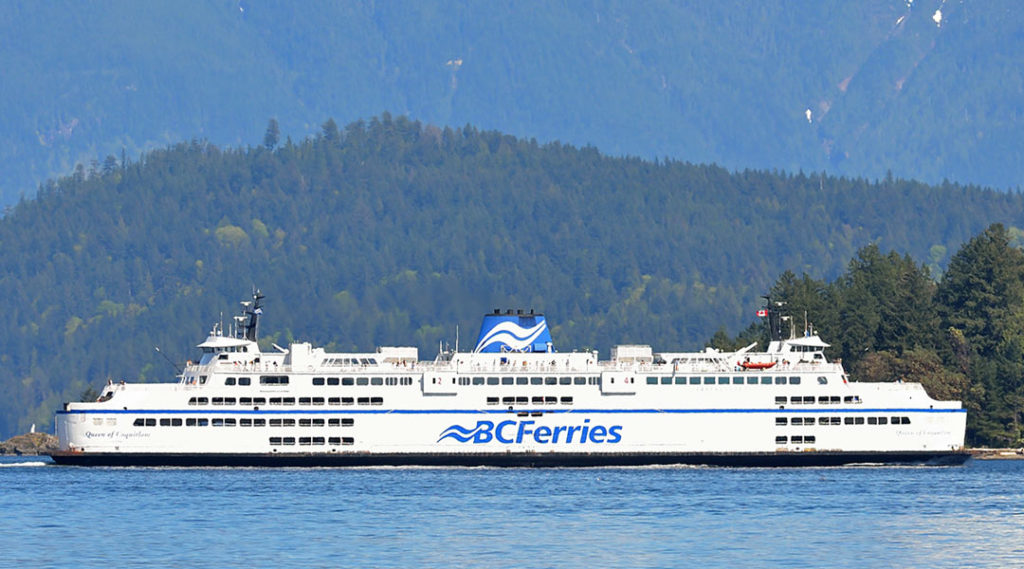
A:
[2, 115, 1024, 445]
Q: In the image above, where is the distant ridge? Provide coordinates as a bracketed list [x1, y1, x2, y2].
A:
[1, 1, 1023, 204]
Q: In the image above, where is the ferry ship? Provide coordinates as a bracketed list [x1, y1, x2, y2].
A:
[50, 292, 968, 467]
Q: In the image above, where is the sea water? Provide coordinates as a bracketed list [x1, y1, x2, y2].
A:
[0, 457, 1021, 568]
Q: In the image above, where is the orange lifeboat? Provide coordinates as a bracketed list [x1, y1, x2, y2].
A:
[739, 361, 777, 370]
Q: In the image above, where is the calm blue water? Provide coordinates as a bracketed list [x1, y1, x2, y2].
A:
[1, 457, 1022, 568]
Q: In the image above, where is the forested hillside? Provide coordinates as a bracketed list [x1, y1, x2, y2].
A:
[1, 0, 1023, 205]
[1, 115, 1023, 440]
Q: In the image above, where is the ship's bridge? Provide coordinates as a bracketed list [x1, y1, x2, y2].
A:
[769, 335, 830, 363]
[196, 334, 260, 365]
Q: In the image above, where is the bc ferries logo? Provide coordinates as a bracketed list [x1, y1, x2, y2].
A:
[474, 321, 549, 353]
[437, 419, 623, 445]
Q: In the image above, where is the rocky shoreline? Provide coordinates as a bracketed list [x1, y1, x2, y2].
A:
[0, 432, 58, 455]
[969, 448, 1024, 460]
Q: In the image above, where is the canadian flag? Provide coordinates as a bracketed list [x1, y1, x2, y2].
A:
[756, 309, 768, 317]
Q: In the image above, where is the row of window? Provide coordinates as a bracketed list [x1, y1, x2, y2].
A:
[322, 357, 378, 366]
[776, 435, 816, 445]
[312, 376, 414, 386]
[456, 376, 602, 386]
[775, 416, 912, 426]
[775, 395, 863, 405]
[188, 396, 384, 406]
[484, 395, 574, 406]
[221, 375, 417, 387]
[270, 436, 354, 446]
[133, 417, 356, 427]
[647, 375, 826, 386]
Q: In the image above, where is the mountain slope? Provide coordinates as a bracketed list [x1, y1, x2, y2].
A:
[1, 0, 1021, 206]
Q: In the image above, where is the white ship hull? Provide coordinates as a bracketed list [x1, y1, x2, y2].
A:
[51, 297, 968, 467]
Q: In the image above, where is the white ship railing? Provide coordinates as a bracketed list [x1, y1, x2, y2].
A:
[181, 358, 845, 376]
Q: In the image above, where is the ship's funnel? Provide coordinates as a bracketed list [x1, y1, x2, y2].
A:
[473, 311, 553, 353]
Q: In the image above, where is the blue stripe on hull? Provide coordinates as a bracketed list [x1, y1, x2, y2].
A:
[56, 407, 967, 416]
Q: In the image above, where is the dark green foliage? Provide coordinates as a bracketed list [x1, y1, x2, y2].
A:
[1, 117, 1024, 439]
[740, 225, 1024, 446]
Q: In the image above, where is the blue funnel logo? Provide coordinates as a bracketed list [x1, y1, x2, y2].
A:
[473, 313, 553, 353]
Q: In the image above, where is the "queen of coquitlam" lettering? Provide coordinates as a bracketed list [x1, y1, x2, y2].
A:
[437, 419, 622, 445]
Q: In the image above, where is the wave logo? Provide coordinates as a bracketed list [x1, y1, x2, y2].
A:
[437, 419, 623, 445]
[474, 321, 549, 353]
[436, 423, 493, 443]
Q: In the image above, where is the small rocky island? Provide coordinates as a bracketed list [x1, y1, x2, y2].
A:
[0, 432, 58, 455]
